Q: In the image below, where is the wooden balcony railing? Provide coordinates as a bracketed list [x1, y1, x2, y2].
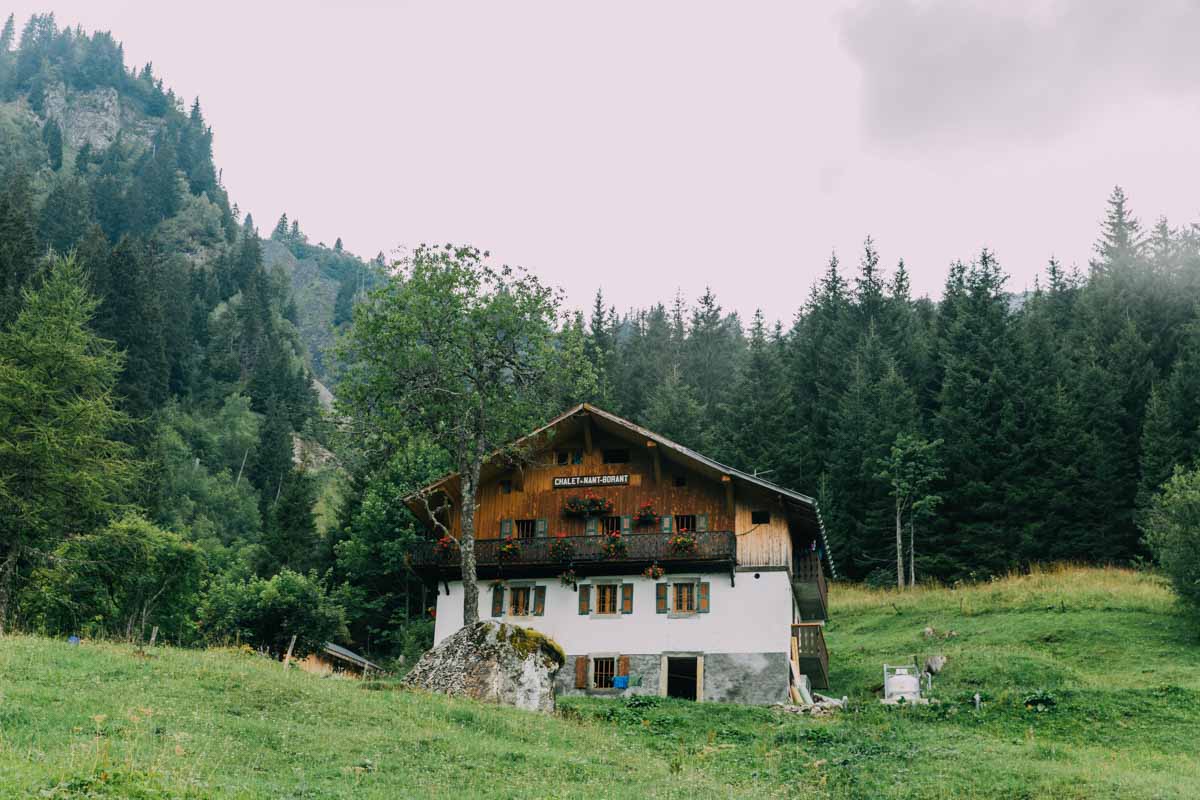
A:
[411, 530, 737, 579]
[792, 622, 830, 689]
[792, 550, 829, 621]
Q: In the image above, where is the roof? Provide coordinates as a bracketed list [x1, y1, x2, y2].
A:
[322, 642, 381, 671]
[404, 403, 835, 576]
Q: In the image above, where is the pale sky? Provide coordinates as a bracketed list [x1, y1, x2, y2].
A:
[10, 1, 1200, 322]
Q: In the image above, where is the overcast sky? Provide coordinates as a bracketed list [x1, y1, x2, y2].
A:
[10, 1, 1200, 322]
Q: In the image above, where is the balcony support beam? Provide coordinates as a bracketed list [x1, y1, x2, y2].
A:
[583, 415, 593, 454]
[648, 440, 662, 484]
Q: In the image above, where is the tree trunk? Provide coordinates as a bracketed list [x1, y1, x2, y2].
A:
[0, 546, 20, 636]
[459, 463, 481, 626]
[895, 498, 905, 590]
[908, 516, 915, 588]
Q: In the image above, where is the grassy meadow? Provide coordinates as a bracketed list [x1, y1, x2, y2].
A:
[2, 565, 1198, 798]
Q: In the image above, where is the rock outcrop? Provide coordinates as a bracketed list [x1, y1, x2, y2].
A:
[402, 621, 565, 713]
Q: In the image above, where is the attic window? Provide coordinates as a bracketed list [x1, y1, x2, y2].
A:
[602, 449, 630, 464]
[557, 450, 584, 466]
[500, 480, 513, 495]
[673, 475, 687, 487]
[751, 510, 770, 525]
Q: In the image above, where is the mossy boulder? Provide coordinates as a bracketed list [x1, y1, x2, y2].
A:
[402, 621, 564, 713]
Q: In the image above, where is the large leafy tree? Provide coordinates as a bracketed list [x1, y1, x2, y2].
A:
[0, 254, 138, 630]
[339, 244, 587, 626]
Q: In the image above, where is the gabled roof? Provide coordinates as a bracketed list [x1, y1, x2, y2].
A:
[404, 403, 835, 575]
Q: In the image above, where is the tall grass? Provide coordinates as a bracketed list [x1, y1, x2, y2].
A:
[832, 564, 1175, 616]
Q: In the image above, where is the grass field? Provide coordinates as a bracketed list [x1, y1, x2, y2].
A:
[2, 565, 1198, 798]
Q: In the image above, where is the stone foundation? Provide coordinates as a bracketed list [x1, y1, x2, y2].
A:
[556, 651, 788, 704]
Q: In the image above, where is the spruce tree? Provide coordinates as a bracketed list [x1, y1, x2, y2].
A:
[41, 118, 63, 171]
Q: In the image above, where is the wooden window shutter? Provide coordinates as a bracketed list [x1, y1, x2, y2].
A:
[575, 656, 588, 689]
[660, 515, 673, 533]
[698, 581, 711, 613]
[585, 517, 598, 535]
[533, 585, 546, 616]
[621, 515, 632, 533]
[535, 518, 548, 537]
[696, 514, 708, 532]
[621, 583, 634, 614]
[655, 583, 668, 613]
[491, 585, 504, 617]
[500, 519, 513, 537]
[578, 584, 591, 615]
[617, 655, 630, 677]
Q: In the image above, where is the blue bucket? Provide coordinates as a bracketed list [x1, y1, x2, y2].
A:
[613, 676, 629, 689]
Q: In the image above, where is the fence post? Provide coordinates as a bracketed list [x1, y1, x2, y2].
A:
[283, 635, 297, 670]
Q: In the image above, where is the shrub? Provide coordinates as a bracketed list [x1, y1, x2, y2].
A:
[21, 514, 204, 643]
[1142, 466, 1200, 610]
[197, 569, 349, 657]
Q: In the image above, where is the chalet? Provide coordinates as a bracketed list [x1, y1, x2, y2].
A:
[406, 404, 833, 704]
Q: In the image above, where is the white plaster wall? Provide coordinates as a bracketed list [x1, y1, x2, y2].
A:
[432, 571, 792, 655]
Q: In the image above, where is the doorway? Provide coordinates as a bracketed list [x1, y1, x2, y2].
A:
[666, 656, 698, 700]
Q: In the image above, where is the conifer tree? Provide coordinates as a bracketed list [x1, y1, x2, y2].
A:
[41, 118, 62, 171]
[0, 174, 39, 328]
[0, 253, 137, 630]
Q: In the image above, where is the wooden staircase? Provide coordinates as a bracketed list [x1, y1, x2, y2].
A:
[792, 551, 828, 622]
[791, 623, 829, 690]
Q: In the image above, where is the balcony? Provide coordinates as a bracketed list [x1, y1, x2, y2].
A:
[792, 622, 830, 689]
[792, 551, 828, 621]
[410, 530, 737, 580]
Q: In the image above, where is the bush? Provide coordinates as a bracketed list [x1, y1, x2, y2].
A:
[22, 515, 204, 642]
[1142, 466, 1200, 610]
[197, 569, 348, 657]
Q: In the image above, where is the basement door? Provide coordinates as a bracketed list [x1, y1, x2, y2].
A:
[660, 654, 704, 701]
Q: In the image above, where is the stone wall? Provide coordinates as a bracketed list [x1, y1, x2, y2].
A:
[556, 651, 787, 704]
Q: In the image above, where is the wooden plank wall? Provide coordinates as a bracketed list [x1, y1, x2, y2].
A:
[445, 434, 735, 540]
[734, 501, 792, 569]
[431, 431, 797, 570]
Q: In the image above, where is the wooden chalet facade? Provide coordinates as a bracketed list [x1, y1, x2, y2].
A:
[406, 404, 833, 703]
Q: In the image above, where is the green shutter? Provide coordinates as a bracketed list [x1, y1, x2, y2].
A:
[696, 514, 708, 532]
[585, 518, 598, 535]
[500, 519, 513, 537]
[533, 586, 546, 616]
[655, 583, 668, 613]
[621, 583, 634, 614]
[491, 585, 504, 617]
[535, 518, 548, 537]
[621, 515, 632, 533]
[698, 582, 710, 613]
[660, 515, 673, 533]
[578, 584, 591, 615]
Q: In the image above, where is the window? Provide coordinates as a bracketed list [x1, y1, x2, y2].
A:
[601, 515, 622, 535]
[751, 509, 770, 524]
[593, 656, 616, 689]
[556, 451, 569, 466]
[515, 519, 537, 539]
[673, 582, 695, 613]
[556, 449, 583, 465]
[673, 475, 687, 487]
[674, 514, 696, 533]
[499, 479, 513, 495]
[595, 584, 618, 615]
[602, 449, 629, 464]
[509, 586, 532, 616]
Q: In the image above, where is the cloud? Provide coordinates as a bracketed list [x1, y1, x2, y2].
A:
[839, 0, 1200, 149]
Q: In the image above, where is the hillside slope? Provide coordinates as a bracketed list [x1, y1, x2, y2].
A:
[2, 567, 1197, 799]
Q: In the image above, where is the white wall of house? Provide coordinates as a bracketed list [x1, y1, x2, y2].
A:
[432, 570, 792, 655]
